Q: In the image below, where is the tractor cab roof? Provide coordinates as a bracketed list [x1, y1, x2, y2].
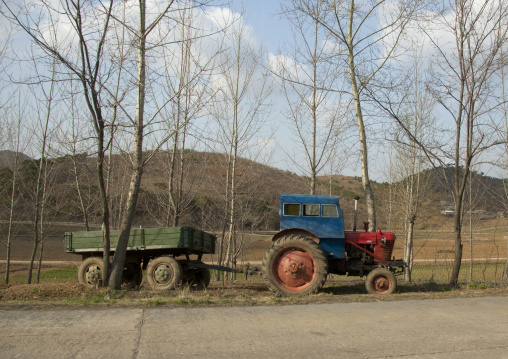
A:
[280, 194, 340, 205]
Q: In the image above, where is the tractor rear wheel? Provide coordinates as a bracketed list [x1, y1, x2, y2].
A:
[146, 257, 182, 290]
[365, 267, 397, 294]
[262, 235, 328, 296]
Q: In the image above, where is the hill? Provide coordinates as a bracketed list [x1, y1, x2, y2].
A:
[0, 151, 31, 168]
[0, 150, 506, 233]
[400, 166, 507, 213]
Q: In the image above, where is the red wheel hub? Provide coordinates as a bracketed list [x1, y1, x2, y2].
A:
[274, 248, 316, 291]
[373, 276, 391, 293]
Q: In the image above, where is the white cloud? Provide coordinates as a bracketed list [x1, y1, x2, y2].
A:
[268, 53, 310, 82]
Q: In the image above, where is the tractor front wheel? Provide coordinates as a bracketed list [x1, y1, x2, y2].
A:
[365, 268, 397, 294]
[262, 235, 328, 296]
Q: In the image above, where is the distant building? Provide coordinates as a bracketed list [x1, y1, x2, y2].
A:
[441, 209, 454, 216]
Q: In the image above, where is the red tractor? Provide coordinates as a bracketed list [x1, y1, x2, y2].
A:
[261, 194, 405, 296]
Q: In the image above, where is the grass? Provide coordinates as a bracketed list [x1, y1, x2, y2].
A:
[4, 264, 506, 286]
[410, 263, 507, 283]
[468, 282, 494, 290]
[6, 268, 77, 284]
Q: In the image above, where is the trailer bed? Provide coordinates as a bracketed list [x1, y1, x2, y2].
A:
[64, 226, 216, 255]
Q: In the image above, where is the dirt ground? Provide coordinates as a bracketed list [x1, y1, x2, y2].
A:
[1, 275, 507, 308]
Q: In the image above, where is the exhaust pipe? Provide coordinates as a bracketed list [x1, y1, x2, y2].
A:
[353, 196, 360, 231]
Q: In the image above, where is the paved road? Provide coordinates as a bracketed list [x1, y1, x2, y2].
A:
[0, 296, 507, 358]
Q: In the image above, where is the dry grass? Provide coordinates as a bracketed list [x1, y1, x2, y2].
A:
[0, 275, 507, 309]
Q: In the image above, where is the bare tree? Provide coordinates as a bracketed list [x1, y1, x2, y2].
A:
[295, 0, 426, 230]
[156, 1, 216, 227]
[500, 8, 508, 281]
[465, 166, 490, 282]
[210, 11, 273, 276]
[274, 1, 346, 194]
[423, 0, 508, 285]
[389, 53, 436, 282]
[2, 0, 123, 284]
[3, 101, 27, 284]
[106, 0, 178, 289]
[108, 0, 223, 289]
[104, 0, 132, 231]
[59, 81, 95, 231]
[0, 25, 22, 284]
[25, 58, 59, 284]
[0, 18, 14, 112]
[368, 0, 508, 285]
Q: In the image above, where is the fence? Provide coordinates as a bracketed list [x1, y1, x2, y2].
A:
[2, 260, 507, 286]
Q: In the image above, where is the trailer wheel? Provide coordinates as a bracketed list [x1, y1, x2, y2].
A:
[122, 262, 142, 289]
[188, 267, 211, 290]
[78, 257, 103, 288]
[365, 268, 397, 294]
[262, 235, 328, 296]
[146, 257, 182, 290]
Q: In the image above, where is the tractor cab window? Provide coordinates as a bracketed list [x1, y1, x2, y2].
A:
[303, 204, 320, 216]
[283, 203, 300, 216]
[322, 204, 339, 217]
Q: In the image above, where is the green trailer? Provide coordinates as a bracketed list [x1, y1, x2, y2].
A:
[65, 226, 218, 290]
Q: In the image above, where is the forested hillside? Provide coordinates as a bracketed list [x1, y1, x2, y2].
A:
[1, 150, 506, 234]
[0, 150, 374, 232]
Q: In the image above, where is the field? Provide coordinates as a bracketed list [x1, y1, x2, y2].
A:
[0, 219, 507, 306]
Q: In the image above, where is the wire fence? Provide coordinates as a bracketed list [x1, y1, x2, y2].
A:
[410, 262, 508, 284]
[1, 231, 507, 286]
[2, 260, 507, 287]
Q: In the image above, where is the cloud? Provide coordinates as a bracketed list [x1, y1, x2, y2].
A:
[268, 53, 310, 82]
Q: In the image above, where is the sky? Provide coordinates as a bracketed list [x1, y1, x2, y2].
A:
[3, 0, 505, 181]
[226, 1, 370, 179]
[232, 1, 288, 53]
[224, 1, 508, 181]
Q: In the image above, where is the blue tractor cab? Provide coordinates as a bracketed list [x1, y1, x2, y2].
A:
[279, 194, 346, 258]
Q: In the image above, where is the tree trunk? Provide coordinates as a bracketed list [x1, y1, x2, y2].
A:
[404, 216, 415, 282]
[5, 172, 16, 283]
[72, 155, 90, 231]
[70, 88, 90, 232]
[35, 161, 50, 284]
[5, 129, 21, 284]
[108, 1, 146, 290]
[109, 164, 144, 289]
[28, 61, 55, 284]
[216, 154, 232, 281]
[500, 31, 508, 283]
[36, 227, 45, 284]
[310, 18, 318, 195]
[97, 136, 111, 285]
[505, 240, 508, 282]
[450, 194, 464, 285]
[225, 150, 237, 279]
[347, 0, 376, 231]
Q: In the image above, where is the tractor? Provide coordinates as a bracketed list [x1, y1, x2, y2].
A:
[261, 194, 405, 296]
